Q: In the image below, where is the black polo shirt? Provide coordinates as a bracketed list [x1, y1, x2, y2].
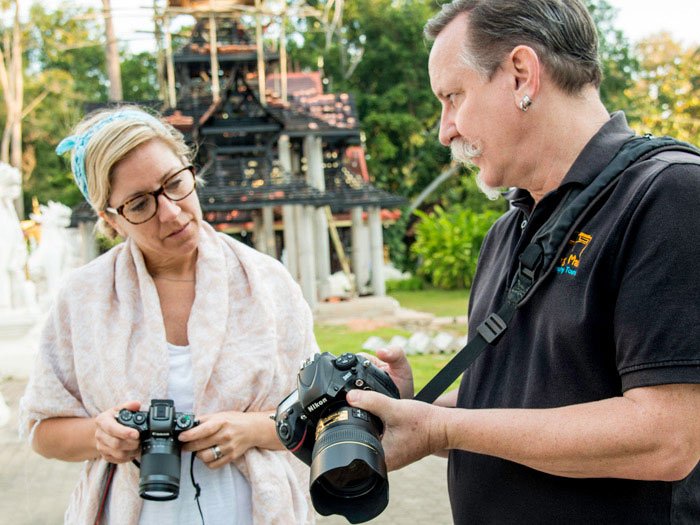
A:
[448, 113, 700, 524]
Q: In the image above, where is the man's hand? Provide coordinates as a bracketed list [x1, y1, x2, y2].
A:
[346, 390, 448, 471]
[360, 347, 414, 399]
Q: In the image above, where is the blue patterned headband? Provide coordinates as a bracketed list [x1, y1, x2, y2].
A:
[55, 110, 168, 204]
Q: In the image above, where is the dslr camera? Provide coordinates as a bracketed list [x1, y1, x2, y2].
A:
[116, 399, 197, 501]
[275, 352, 400, 523]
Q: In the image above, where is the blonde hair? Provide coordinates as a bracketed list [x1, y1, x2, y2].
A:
[73, 105, 194, 239]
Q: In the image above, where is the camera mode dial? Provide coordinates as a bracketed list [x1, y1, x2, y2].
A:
[277, 422, 291, 440]
[118, 409, 133, 422]
[176, 414, 193, 429]
[334, 353, 357, 371]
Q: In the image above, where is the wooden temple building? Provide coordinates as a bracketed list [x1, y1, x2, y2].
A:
[75, 0, 405, 309]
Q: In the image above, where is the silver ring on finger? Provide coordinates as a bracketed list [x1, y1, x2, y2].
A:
[211, 444, 222, 461]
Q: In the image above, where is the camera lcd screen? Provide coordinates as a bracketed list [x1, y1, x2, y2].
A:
[279, 390, 299, 413]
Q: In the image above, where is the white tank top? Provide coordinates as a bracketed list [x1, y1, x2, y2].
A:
[137, 343, 253, 525]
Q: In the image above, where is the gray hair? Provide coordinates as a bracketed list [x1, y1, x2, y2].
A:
[424, 0, 602, 93]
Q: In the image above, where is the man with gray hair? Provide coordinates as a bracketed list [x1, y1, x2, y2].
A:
[347, 0, 700, 522]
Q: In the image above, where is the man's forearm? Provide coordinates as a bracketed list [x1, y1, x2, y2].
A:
[437, 384, 700, 481]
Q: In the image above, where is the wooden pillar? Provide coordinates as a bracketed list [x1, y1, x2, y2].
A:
[279, 10, 288, 104]
[78, 221, 98, 265]
[304, 135, 330, 299]
[296, 205, 317, 310]
[255, 0, 266, 106]
[164, 16, 177, 108]
[351, 206, 370, 294]
[368, 206, 385, 296]
[102, 0, 123, 101]
[253, 211, 264, 253]
[153, 1, 167, 103]
[278, 135, 298, 278]
[282, 205, 297, 278]
[262, 206, 275, 257]
[208, 4, 220, 102]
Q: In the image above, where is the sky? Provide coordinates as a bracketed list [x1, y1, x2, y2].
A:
[26, 0, 700, 53]
[606, 0, 699, 46]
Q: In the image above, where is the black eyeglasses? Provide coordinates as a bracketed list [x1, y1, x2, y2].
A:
[105, 166, 196, 224]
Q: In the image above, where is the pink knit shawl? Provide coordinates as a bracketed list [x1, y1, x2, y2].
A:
[20, 222, 316, 524]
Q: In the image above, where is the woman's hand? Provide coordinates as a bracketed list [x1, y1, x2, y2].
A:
[179, 411, 281, 469]
[94, 401, 142, 464]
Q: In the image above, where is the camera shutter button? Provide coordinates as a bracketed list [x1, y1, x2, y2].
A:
[335, 353, 358, 370]
[133, 413, 146, 424]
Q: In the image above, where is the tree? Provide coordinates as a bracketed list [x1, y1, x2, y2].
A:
[102, 0, 123, 101]
[14, 3, 160, 212]
[624, 33, 700, 144]
[26, 3, 109, 102]
[584, 0, 640, 112]
[121, 52, 160, 102]
[0, 0, 24, 199]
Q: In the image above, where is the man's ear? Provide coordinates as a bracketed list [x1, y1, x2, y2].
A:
[507, 45, 541, 109]
[98, 210, 125, 238]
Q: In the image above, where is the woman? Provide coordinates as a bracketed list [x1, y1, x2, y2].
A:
[19, 106, 315, 524]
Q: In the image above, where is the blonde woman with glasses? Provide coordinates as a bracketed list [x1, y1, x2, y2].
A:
[20, 106, 315, 525]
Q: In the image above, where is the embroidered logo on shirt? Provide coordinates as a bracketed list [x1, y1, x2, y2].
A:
[556, 231, 592, 277]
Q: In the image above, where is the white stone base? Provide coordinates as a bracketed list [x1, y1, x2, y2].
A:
[0, 309, 39, 339]
[0, 309, 44, 379]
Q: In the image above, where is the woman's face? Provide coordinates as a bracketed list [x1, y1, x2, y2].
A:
[103, 139, 202, 267]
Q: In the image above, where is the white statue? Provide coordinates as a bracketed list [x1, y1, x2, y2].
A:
[0, 391, 9, 427]
[28, 201, 74, 302]
[0, 163, 36, 311]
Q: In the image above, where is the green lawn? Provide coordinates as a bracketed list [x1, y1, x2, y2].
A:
[312, 288, 468, 396]
[314, 324, 461, 393]
[388, 288, 469, 318]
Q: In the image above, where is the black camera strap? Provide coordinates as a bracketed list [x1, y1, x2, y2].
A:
[190, 452, 206, 525]
[414, 135, 700, 404]
[93, 463, 116, 525]
[92, 457, 205, 525]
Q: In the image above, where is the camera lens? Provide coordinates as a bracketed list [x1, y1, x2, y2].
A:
[138, 438, 182, 501]
[309, 407, 389, 524]
[317, 459, 378, 497]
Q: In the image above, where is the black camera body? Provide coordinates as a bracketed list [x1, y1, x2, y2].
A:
[275, 352, 400, 523]
[116, 399, 197, 501]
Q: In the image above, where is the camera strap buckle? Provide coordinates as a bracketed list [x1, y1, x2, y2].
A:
[476, 312, 507, 344]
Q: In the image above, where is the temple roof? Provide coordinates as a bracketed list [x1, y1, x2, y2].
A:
[167, 0, 255, 9]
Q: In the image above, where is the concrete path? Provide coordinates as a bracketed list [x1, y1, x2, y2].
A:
[0, 377, 453, 525]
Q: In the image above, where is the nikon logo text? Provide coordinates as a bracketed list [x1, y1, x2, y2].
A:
[307, 398, 328, 412]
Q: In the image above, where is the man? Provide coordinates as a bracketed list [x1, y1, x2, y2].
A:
[347, 0, 700, 522]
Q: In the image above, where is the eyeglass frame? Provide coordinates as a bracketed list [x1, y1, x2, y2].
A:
[104, 165, 197, 225]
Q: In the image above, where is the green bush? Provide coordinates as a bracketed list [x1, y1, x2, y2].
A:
[96, 231, 124, 254]
[385, 275, 425, 292]
[411, 205, 501, 290]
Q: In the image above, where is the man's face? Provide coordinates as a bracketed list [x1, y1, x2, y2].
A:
[429, 13, 519, 194]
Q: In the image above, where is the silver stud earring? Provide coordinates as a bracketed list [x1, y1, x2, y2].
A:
[519, 94, 533, 112]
